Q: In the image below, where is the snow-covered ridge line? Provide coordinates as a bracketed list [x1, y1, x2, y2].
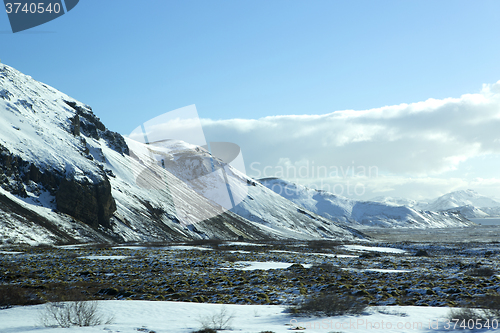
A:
[260, 178, 475, 228]
[372, 189, 500, 218]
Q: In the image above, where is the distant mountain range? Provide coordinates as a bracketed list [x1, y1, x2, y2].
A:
[371, 189, 500, 218]
[259, 178, 475, 228]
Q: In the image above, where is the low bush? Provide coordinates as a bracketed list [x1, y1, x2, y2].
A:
[448, 295, 500, 323]
[478, 295, 500, 319]
[192, 329, 217, 333]
[198, 306, 235, 330]
[448, 307, 483, 322]
[294, 292, 366, 316]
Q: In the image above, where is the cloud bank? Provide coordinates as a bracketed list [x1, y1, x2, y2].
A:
[199, 81, 500, 199]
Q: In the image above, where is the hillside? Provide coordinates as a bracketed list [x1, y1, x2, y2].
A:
[0, 64, 363, 244]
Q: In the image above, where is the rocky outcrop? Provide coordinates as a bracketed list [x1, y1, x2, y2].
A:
[64, 100, 129, 156]
[0, 143, 116, 229]
[56, 176, 116, 229]
[70, 114, 80, 136]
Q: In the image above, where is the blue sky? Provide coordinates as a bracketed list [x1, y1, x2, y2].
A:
[2, 0, 500, 200]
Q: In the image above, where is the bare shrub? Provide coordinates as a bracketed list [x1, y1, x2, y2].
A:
[198, 306, 235, 330]
[40, 300, 113, 327]
[294, 292, 366, 316]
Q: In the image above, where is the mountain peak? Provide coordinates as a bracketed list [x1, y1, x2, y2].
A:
[426, 189, 500, 211]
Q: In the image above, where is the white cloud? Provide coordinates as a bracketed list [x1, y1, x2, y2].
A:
[200, 81, 500, 199]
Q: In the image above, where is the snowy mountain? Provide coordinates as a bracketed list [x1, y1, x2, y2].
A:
[369, 196, 429, 209]
[0, 64, 363, 245]
[260, 178, 475, 228]
[371, 190, 500, 218]
[425, 189, 500, 213]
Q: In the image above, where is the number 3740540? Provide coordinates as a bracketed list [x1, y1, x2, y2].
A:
[5, 2, 62, 14]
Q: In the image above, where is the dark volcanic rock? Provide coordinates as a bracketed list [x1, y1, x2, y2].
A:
[1, 142, 116, 229]
[95, 178, 116, 228]
[56, 176, 116, 229]
[70, 114, 80, 136]
[64, 100, 129, 156]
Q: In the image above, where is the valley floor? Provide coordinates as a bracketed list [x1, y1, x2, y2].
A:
[1, 226, 500, 332]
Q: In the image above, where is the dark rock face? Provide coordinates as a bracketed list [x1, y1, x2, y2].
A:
[56, 178, 99, 227]
[1, 144, 61, 195]
[64, 100, 129, 156]
[95, 178, 116, 228]
[70, 114, 80, 136]
[56, 176, 116, 229]
[0, 97, 124, 230]
[0, 143, 116, 229]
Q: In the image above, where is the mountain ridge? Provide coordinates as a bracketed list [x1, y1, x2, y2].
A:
[371, 189, 500, 218]
[260, 178, 475, 228]
[0, 64, 364, 245]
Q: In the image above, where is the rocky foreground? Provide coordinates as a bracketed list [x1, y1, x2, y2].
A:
[1, 239, 499, 309]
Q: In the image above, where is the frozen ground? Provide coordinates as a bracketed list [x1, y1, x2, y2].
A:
[0, 300, 471, 333]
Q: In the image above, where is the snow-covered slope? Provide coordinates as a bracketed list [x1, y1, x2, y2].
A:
[0, 64, 362, 244]
[441, 205, 490, 219]
[370, 196, 429, 210]
[260, 178, 475, 228]
[425, 189, 500, 212]
[125, 139, 365, 240]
